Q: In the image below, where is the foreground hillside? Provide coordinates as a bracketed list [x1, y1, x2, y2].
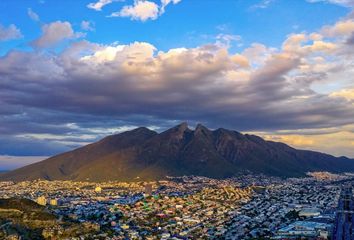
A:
[1, 123, 354, 182]
[0, 198, 98, 239]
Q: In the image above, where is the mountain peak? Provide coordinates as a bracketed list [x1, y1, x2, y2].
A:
[130, 126, 156, 134]
[171, 122, 189, 132]
[2, 123, 354, 182]
[195, 123, 208, 130]
[195, 123, 211, 136]
[157, 122, 190, 142]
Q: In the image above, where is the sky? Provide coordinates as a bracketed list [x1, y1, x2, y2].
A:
[0, 0, 354, 170]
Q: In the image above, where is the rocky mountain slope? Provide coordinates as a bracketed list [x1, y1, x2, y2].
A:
[1, 123, 354, 181]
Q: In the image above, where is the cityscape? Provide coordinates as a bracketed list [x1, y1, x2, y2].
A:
[0, 172, 353, 239]
[1, 0, 354, 239]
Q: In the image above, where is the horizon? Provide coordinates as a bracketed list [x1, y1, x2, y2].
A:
[1, 0, 354, 171]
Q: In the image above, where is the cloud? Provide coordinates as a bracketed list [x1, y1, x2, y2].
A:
[110, 0, 159, 21]
[32, 21, 84, 48]
[0, 156, 48, 170]
[28, 8, 40, 22]
[330, 88, 354, 101]
[216, 33, 242, 48]
[347, 32, 354, 44]
[256, 125, 354, 157]
[0, 133, 72, 157]
[267, 135, 316, 147]
[81, 20, 95, 31]
[109, 0, 182, 21]
[250, 0, 275, 10]
[321, 19, 354, 37]
[160, 0, 181, 14]
[0, 23, 23, 41]
[87, 0, 122, 11]
[307, 0, 354, 7]
[0, 16, 354, 157]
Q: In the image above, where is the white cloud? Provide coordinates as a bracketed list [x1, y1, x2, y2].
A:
[109, 0, 182, 21]
[32, 21, 84, 48]
[321, 19, 354, 37]
[27, 8, 40, 22]
[0, 23, 23, 41]
[81, 20, 95, 31]
[87, 0, 123, 11]
[216, 33, 242, 48]
[160, 0, 181, 14]
[110, 0, 159, 21]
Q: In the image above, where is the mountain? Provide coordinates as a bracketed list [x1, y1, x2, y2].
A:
[1, 123, 354, 182]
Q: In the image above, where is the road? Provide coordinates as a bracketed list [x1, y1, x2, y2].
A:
[332, 186, 354, 240]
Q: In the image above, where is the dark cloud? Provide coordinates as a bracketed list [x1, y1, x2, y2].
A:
[0, 29, 354, 156]
[347, 32, 354, 44]
[0, 135, 71, 156]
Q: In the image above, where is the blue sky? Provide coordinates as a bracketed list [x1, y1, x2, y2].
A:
[0, 0, 354, 169]
[0, 0, 350, 54]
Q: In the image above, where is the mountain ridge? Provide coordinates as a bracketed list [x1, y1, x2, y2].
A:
[1, 123, 354, 182]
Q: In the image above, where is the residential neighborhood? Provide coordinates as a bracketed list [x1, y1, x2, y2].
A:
[1, 172, 353, 239]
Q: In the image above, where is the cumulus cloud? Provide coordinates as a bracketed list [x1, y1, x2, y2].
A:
[321, 19, 354, 37]
[0, 16, 354, 157]
[32, 21, 84, 48]
[0, 23, 23, 41]
[110, 0, 159, 21]
[27, 8, 40, 22]
[110, 0, 182, 21]
[87, 0, 123, 11]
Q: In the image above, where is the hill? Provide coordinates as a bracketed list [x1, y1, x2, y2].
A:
[1, 123, 354, 181]
[0, 198, 100, 239]
[0, 198, 55, 239]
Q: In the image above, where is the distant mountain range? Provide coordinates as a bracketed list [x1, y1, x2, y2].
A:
[1, 123, 354, 182]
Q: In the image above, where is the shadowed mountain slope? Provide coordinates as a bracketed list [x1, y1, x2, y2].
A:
[1, 123, 354, 181]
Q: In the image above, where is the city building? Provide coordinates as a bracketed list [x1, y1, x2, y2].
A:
[36, 196, 47, 206]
